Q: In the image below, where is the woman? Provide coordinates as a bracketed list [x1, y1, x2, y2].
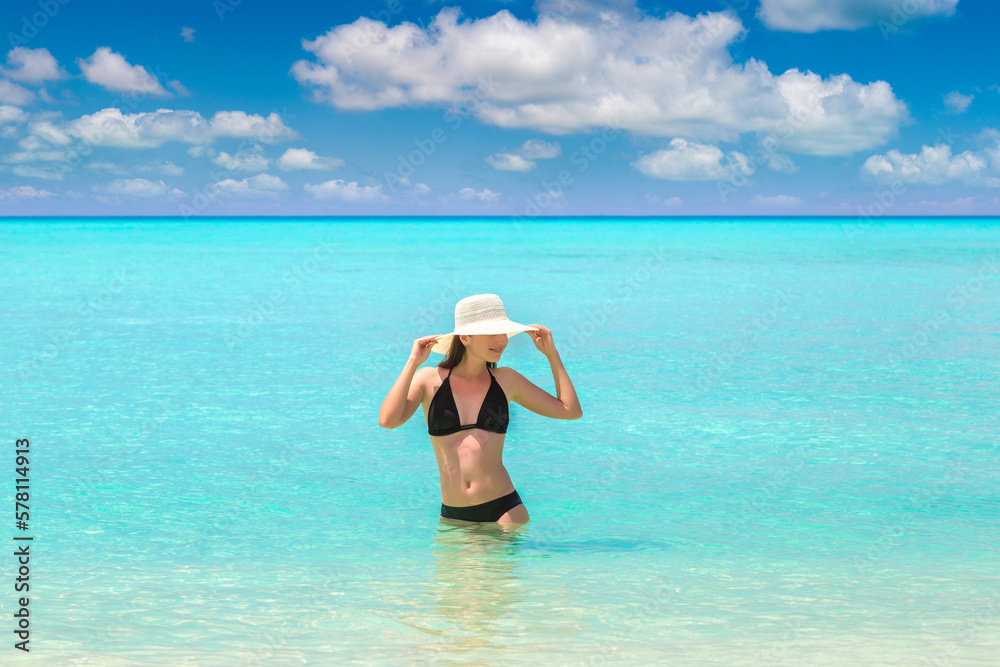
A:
[378, 294, 583, 525]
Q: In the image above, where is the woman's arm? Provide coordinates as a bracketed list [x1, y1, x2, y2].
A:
[379, 334, 441, 429]
[378, 358, 425, 429]
[545, 349, 583, 420]
[509, 326, 583, 419]
[507, 354, 583, 419]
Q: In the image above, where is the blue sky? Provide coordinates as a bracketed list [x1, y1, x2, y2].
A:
[1, 0, 998, 216]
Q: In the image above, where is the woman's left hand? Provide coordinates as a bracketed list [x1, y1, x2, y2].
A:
[526, 325, 556, 358]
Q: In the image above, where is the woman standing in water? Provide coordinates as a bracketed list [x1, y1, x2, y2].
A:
[379, 294, 583, 525]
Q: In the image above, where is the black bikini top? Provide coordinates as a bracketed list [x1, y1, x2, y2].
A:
[427, 365, 509, 436]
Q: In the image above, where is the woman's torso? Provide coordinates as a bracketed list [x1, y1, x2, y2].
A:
[421, 365, 516, 506]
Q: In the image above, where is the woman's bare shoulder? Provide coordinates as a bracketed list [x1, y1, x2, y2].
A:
[418, 364, 444, 390]
[423, 364, 445, 378]
[494, 366, 525, 398]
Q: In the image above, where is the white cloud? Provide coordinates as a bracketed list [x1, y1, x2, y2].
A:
[758, 0, 958, 32]
[304, 179, 385, 201]
[765, 152, 799, 174]
[385, 176, 430, 197]
[212, 147, 270, 171]
[633, 138, 750, 181]
[16, 135, 35, 150]
[0, 185, 55, 200]
[535, 0, 641, 21]
[647, 193, 683, 208]
[77, 47, 171, 96]
[209, 111, 298, 142]
[0, 105, 27, 125]
[485, 152, 535, 172]
[12, 165, 65, 180]
[943, 91, 973, 114]
[276, 147, 345, 171]
[292, 8, 907, 156]
[167, 80, 191, 97]
[68, 108, 189, 148]
[213, 173, 289, 198]
[248, 173, 287, 190]
[2, 48, 65, 84]
[982, 129, 1000, 167]
[752, 194, 803, 206]
[772, 69, 906, 155]
[88, 160, 184, 176]
[4, 148, 67, 163]
[485, 139, 561, 171]
[187, 145, 214, 157]
[0, 80, 34, 106]
[862, 142, 999, 187]
[93, 178, 184, 198]
[153, 161, 184, 176]
[212, 180, 254, 197]
[180, 27, 196, 43]
[29, 121, 71, 145]
[18, 135, 44, 151]
[456, 187, 500, 203]
[61, 108, 297, 148]
[519, 139, 561, 159]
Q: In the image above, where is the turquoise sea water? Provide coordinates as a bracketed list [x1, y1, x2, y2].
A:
[2, 217, 999, 665]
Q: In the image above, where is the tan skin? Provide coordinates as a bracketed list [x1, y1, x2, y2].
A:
[378, 325, 583, 525]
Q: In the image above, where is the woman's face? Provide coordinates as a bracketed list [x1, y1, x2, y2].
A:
[463, 333, 509, 361]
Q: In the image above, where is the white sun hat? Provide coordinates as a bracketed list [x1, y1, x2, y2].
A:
[431, 294, 537, 354]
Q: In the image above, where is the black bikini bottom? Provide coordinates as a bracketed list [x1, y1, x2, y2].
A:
[440, 490, 523, 522]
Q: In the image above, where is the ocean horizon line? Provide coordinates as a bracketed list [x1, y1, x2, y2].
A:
[2, 214, 999, 221]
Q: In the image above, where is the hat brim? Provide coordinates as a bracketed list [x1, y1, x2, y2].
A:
[431, 322, 538, 354]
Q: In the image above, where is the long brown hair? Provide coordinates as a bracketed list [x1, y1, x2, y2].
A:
[437, 335, 498, 370]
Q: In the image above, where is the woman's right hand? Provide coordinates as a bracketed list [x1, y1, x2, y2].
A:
[409, 335, 441, 364]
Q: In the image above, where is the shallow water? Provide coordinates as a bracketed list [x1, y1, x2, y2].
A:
[2, 217, 999, 665]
